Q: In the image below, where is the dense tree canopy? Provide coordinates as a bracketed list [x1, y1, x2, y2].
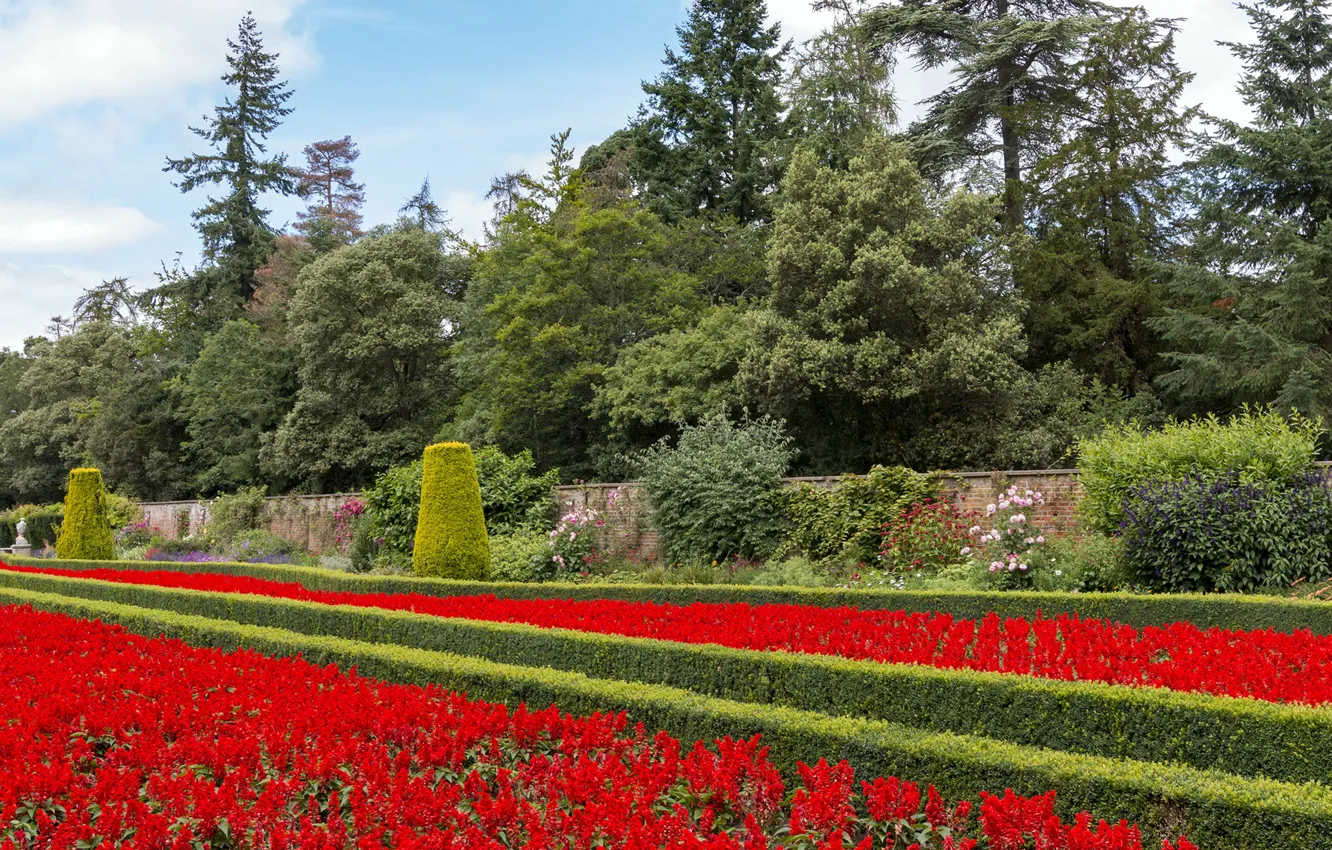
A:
[5, 0, 1331, 505]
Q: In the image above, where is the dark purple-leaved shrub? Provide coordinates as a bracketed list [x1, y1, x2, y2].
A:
[1120, 470, 1332, 593]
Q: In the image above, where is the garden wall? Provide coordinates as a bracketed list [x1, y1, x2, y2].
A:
[139, 468, 1083, 558]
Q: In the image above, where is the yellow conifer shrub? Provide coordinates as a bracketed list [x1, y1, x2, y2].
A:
[55, 467, 114, 560]
[412, 442, 490, 579]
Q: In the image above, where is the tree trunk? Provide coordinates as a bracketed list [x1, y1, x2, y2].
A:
[996, 0, 1024, 233]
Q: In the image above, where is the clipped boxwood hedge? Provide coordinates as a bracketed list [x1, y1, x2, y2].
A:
[2, 585, 1331, 850]
[3, 567, 1332, 787]
[14, 554, 1332, 634]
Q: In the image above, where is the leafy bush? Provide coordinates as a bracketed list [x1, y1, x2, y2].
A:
[413, 442, 490, 579]
[489, 531, 552, 582]
[1030, 534, 1130, 593]
[209, 487, 270, 543]
[223, 529, 297, 564]
[879, 498, 976, 575]
[635, 415, 796, 563]
[785, 466, 938, 563]
[104, 493, 140, 530]
[1120, 470, 1332, 593]
[548, 504, 606, 578]
[964, 485, 1049, 590]
[1077, 409, 1321, 534]
[55, 468, 114, 560]
[363, 446, 560, 560]
[475, 446, 560, 534]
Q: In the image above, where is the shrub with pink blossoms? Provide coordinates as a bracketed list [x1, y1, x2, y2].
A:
[964, 484, 1047, 589]
[548, 490, 617, 578]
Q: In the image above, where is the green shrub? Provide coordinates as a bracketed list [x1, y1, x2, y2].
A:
[55, 468, 114, 560]
[1030, 534, 1131, 593]
[746, 556, 831, 587]
[104, 493, 140, 530]
[1120, 471, 1332, 593]
[489, 531, 552, 582]
[224, 529, 297, 563]
[785, 466, 939, 563]
[474, 447, 560, 534]
[209, 487, 270, 543]
[365, 447, 559, 559]
[1077, 408, 1321, 534]
[412, 442, 490, 579]
[635, 415, 796, 563]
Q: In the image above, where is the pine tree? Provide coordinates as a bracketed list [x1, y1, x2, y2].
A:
[399, 177, 451, 232]
[1022, 9, 1196, 391]
[1154, 0, 1332, 417]
[164, 13, 295, 306]
[862, 0, 1111, 232]
[634, 0, 789, 224]
[292, 136, 365, 250]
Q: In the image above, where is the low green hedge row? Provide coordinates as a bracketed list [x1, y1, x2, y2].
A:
[2, 585, 1330, 850]
[2, 567, 1331, 787]
[13, 554, 1332, 634]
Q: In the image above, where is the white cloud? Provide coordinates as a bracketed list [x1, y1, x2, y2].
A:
[0, 196, 158, 253]
[0, 0, 314, 128]
[0, 262, 108, 348]
[442, 190, 497, 244]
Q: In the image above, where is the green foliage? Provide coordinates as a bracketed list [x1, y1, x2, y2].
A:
[264, 228, 461, 492]
[208, 487, 270, 544]
[1120, 472, 1332, 593]
[451, 173, 702, 479]
[183, 320, 294, 494]
[473, 446, 559, 535]
[488, 531, 552, 583]
[223, 529, 297, 563]
[754, 135, 1041, 472]
[412, 442, 490, 579]
[10, 578, 1332, 850]
[1153, 0, 1332, 418]
[1029, 534, 1130, 594]
[1076, 408, 1322, 534]
[363, 445, 560, 561]
[162, 14, 295, 308]
[784, 467, 940, 564]
[635, 415, 795, 563]
[631, 0, 788, 224]
[55, 468, 113, 560]
[1020, 10, 1194, 392]
[878, 498, 974, 575]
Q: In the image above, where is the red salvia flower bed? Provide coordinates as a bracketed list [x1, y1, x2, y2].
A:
[10, 563, 1332, 706]
[0, 604, 1189, 850]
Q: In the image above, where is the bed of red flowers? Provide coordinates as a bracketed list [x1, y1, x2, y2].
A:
[0, 604, 1191, 850]
[14, 563, 1332, 708]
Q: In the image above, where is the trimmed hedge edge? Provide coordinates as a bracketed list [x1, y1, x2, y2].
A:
[2, 585, 1332, 850]
[12, 555, 1332, 635]
[1, 567, 1329, 788]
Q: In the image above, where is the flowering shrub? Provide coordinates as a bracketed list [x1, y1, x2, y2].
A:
[0, 604, 1191, 850]
[965, 485, 1047, 589]
[332, 497, 366, 553]
[548, 496, 611, 578]
[26, 562, 1332, 707]
[878, 498, 976, 574]
[113, 520, 156, 549]
[1120, 470, 1332, 593]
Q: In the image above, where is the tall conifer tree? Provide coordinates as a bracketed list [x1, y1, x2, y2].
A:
[862, 0, 1111, 232]
[1154, 0, 1332, 417]
[633, 0, 789, 224]
[164, 14, 295, 308]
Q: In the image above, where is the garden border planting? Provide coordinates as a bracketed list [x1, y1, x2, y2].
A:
[2, 585, 1329, 850]
[3, 566, 1331, 785]
[14, 554, 1332, 633]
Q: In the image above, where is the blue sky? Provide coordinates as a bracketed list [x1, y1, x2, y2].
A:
[0, 0, 1254, 350]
